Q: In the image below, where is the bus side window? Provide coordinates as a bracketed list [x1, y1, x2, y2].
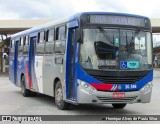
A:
[37, 31, 45, 55]
[25, 36, 29, 45]
[55, 26, 66, 53]
[18, 37, 24, 57]
[45, 29, 54, 54]
[23, 36, 29, 56]
[19, 37, 24, 56]
[47, 28, 54, 42]
[39, 31, 45, 43]
[11, 39, 15, 48]
[10, 39, 15, 57]
[19, 38, 21, 46]
[21, 37, 24, 46]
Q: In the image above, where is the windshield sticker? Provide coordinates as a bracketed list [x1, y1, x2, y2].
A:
[115, 38, 119, 46]
[98, 60, 117, 66]
[120, 61, 139, 69]
[127, 61, 139, 68]
[120, 61, 128, 69]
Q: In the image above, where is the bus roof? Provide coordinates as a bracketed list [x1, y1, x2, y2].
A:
[11, 12, 150, 39]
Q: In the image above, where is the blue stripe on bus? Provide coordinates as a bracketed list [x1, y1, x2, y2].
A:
[76, 63, 153, 92]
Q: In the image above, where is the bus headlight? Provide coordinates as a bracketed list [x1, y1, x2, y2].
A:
[77, 79, 97, 94]
[140, 82, 152, 94]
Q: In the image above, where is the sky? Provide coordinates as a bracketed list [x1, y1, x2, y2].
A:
[0, 0, 160, 19]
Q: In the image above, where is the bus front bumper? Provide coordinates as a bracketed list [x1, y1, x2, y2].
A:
[77, 84, 152, 104]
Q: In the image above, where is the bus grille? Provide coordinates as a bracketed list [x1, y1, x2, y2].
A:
[92, 75, 143, 84]
[97, 96, 137, 103]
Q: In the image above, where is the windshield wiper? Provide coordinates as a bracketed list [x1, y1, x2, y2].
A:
[97, 27, 113, 45]
[98, 26, 117, 60]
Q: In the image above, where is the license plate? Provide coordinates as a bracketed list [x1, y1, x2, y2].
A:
[112, 92, 125, 98]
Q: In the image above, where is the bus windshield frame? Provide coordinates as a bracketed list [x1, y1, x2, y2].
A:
[79, 27, 152, 71]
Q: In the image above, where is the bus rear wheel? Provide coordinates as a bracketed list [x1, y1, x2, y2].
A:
[21, 76, 31, 97]
[55, 81, 70, 110]
[112, 103, 127, 109]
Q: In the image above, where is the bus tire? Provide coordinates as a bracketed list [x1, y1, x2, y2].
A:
[21, 76, 31, 97]
[55, 81, 70, 110]
[31, 91, 37, 96]
[112, 103, 127, 109]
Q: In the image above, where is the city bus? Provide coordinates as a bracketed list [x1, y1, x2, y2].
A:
[9, 12, 153, 110]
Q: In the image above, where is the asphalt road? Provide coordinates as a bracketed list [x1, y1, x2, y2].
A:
[0, 70, 160, 123]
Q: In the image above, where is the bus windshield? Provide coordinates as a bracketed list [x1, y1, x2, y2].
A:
[80, 28, 152, 71]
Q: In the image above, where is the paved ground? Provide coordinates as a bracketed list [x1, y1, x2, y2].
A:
[0, 70, 160, 123]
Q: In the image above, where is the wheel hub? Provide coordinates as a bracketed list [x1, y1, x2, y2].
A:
[56, 88, 63, 105]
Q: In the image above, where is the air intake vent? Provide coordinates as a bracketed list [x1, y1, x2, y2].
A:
[97, 96, 137, 103]
[91, 75, 143, 84]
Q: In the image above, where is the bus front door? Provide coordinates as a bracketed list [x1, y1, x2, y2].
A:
[66, 21, 78, 101]
[67, 28, 77, 101]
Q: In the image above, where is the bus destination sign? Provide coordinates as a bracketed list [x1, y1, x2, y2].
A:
[89, 15, 148, 27]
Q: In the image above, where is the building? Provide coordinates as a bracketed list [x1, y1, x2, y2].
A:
[0, 19, 52, 72]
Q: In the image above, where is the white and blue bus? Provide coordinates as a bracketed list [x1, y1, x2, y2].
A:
[9, 12, 153, 110]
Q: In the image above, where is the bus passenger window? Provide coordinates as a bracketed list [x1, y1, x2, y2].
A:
[39, 31, 45, 43]
[23, 36, 29, 55]
[18, 37, 24, 57]
[37, 32, 45, 56]
[56, 26, 66, 40]
[55, 26, 66, 53]
[12, 40, 15, 47]
[47, 29, 54, 42]
[25, 36, 29, 45]
[21, 37, 24, 46]
[24, 37, 26, 45]
[10, 40, 15, 57]
[45, 43, 54, 54]
[45, 29, 54, 55]
[19, 38, 21, 46]
[46, 31, 49, 42]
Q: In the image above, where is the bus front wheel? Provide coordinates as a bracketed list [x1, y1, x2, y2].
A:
[55, 81, 70, 110]
[21, 76, 31, 97]
[112, 103, 127, 109]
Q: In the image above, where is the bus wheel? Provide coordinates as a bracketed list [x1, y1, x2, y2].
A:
[31, 91, 37, 96]
[55, 81, 70, 110]
[21, 76, 31, 97]
[112, 103, 127, 109]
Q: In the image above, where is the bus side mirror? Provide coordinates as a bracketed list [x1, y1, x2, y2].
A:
[76, 28, 82, 43]
[67, 21, 82, 43]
